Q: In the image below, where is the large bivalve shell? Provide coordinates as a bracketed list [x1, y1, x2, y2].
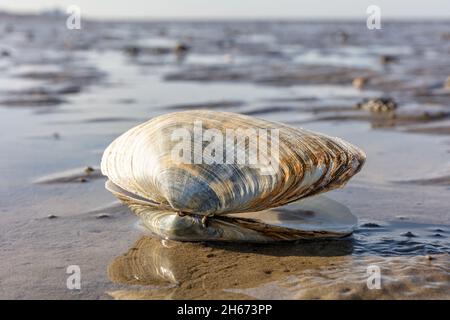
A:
[101, 110, 365, 217]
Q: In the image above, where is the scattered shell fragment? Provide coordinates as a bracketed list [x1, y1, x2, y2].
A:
[356, 98, 397, 112]
[352, 77, 368, 89]
[444, 76, 450, 89]
[101, 110, 365, 242]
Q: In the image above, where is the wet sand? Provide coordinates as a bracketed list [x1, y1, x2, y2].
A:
[107, 236, 450, 300]
[0, 14, 449, 299]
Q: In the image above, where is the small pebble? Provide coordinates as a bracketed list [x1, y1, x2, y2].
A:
[380, 55, 398, 64]
[263, 269, 272, 275]
[174, 43, 190, 55]
[1, 50, 11, 57]
[352, 77, 368, 89]
[337, 31, 349, 44]
[47, 214, 58, 219]
[426, 255, 434, 261]
[206, 253, 215, 258]
[361, 222, 381, 228]
[95, 214, 110, 219]
[84, 166, 95, 174]
[124, 46, 140, 56]
[444, 76, 450, 89]
[401, 231, 417, 238]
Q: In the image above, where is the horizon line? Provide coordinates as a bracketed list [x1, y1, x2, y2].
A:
[1, 8, 450, 22]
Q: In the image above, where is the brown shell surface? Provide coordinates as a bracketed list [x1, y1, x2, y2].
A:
[101, 110, 365, 216]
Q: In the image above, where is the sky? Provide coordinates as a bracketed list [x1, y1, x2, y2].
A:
[0, 0, 449, 20]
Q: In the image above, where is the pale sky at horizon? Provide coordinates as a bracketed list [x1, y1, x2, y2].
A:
[0, 0, 449, 20]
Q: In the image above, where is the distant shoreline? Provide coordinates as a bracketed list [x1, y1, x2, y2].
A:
[1, 9, 450, 24]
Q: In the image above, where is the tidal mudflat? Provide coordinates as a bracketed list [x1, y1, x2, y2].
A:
[0, 13, 449, 299]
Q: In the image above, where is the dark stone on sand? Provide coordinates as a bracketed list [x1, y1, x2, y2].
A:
[336, 31, 349, 44]
[432, 233, 444, 238]
[361, 222, 381, 228]
[1, 49, 10, 57]
[174, 43, 190, 55]
[379, 55, 398, 65]
[340, 287, 352, 293]
[95, 214, 111, 219]
[84, 166, 95, 174]
[54, 85, 82, 95]
[47, 214, 58, 219]
[263, 269, 272, 275]
[124, 46, 141, 56]
[401, 231, 417, 238]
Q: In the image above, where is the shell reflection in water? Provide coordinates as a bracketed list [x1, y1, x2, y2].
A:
[102, 110, 365, 242]
[106, 236, 354, 299]
[107, 237, 450, 300]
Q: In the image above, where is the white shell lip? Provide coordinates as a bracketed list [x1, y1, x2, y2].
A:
[135, 195, 357, 243]
[231, 195, 358, 235]
[108, 178, 357, 242]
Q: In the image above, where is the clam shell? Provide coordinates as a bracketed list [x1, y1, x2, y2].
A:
[101, 110, 365, 216]
[106, 180, 357, 242]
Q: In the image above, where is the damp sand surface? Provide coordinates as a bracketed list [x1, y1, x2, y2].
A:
[0, 15, 449, 299]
